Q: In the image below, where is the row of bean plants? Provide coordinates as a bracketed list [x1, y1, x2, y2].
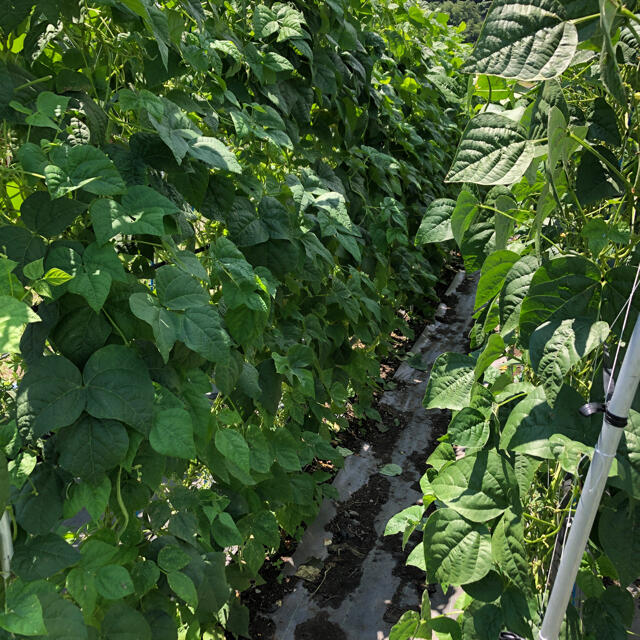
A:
[388, 0, 640, 638]
[0, 0, 468, 637]
[0, 0, 465, 640]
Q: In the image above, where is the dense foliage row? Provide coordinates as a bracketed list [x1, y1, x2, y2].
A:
[425, 0, 489, 41]
[389, 0, 640, 638]
[0, 0, 467, 637]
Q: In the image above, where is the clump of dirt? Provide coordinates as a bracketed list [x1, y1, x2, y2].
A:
[243, 538, 298, 640]
[294, 612, 347, 640]
[306, 473, 391, 608]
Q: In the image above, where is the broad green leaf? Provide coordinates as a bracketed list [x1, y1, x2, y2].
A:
[431, 616, 462, 640]
[474, 333, 505, 381]
[514, 453, 541, 498]
[0, 580, 47, 636]
[423, 353, 475, 410]
[599, 0, 626, 105]
[52, 305, 111, 367]
[12, 533, 80, 581]
[79, 539, 118, 569]
[96, 565, 135, 600]
[499, 254, 539, 336]
[14, 466, 63, 535]
[45, 145, 126, 199]
[130, 559, 160, 596]
[415, 198, 455, 244]
[0, 226, 46, 279]
[155, 264, 209, 310]
[101, 603, 152, 640]
[599, 498, 640, 586]
[314, 192, 358, 236]
[463, 602, 503, 640]
[446, 113, 536, 185]
[167, 571, 198, 606]
[22, 258, 43, 281]
[129, 292, 180, 362]
[0, 295, 41, 352]
[187, 136, 242, 173]
[148, 105, 197, 165]
[66, 242, 126, 312]
[150, 407, 196, 459]
[67, 266, 111, 312]
[500, 385, 600, 458]
[20, 192, 86, 237]
[611, 411, 640, 499]
[56, 416, 129, 482]
[83, 345, 154, 433]
[530, 79, 569, 139]
[549, 434, 594, 474]
[529, 318, 609, 405]
[214, 350, 244, 396]
[0, 256, 20, 297]
[519, 255, 601, 341]
[65, 475, 111, 521]
[16, 355, 85, 436]
[0, 452, 11, 504]
[451, 190, 478, 246]
[118, 88, 163, 117]
[459, 206, 495, 272]
[380, 463, 403, 476]
[427, 442, 456, 471]
[547, 106, 568, 176]
[384, 505, 424, 537]
[447, 407, 491, 450]
[66, 568, 97, 615]
[465, 0, 578, 81]
[180, 305, 231, 363]
[587, 97, 621, 146]
[389, 611, 430, 640]
[272, 428, 302, 471]
[215, 429, 251, 473]
[491, 507, 530, 592]
[475, 250, 520, 313]
[423, 508, 492, 584]
[248, 510, 280, 548]
[158, 545, 190, 572]
[44, 268, 73, 286]
[253, 4, 278, 37]
[462, 571, 504, 603]
[37, 591, 87, 640]
[602, 266, 640, 341]
[212, 511, 243, 547]
[17, 142, 48, 175]
[431, 450, 516, 522]
[236, 362, 262, 401]
[581, 219, 629, 256]
[576, 144, 624, 206]
[90, 185, 179, 244]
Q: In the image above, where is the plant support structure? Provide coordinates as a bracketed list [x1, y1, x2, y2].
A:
[540, 313, 640, 639]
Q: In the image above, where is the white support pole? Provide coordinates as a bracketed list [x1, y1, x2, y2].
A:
[539, 313, 640, 640]
[0, 510, 13, 579]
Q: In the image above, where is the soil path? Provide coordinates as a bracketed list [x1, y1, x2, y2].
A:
[259, 272, 477, 640]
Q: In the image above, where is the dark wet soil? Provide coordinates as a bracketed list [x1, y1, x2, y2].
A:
[294, 612, 348, 640]
[311, 473, 390, 608]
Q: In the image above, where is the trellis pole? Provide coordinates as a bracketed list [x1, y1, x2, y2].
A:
[538, 312, 640, 640]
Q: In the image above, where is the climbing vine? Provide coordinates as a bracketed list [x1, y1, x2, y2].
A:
[389, 0, 640, 638]
[0, 0, 467, 637]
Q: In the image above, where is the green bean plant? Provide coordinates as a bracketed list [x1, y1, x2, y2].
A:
[388, 0, 640, 638]
[0, 0, 468, 637]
